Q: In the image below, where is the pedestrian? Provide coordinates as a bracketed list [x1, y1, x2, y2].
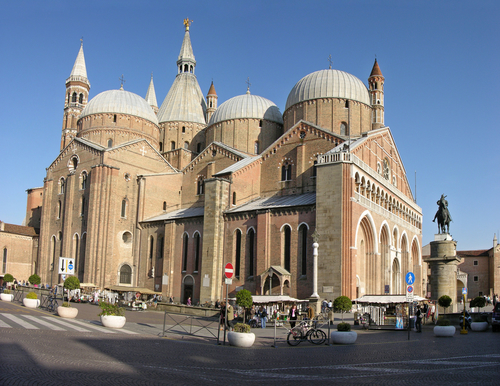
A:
[259, 306, 267, 328]
[187, 297, 191, 306]
[289, 304, 298, 328]
[430, 302, 436, 322]
[215, 299, 220, 308]
[415, 306, 422, 332]
[423, 303, 429, 325]
[307, 305, 315, 321]
[226, 303, 235, 331]
[220, 301, 226, 330]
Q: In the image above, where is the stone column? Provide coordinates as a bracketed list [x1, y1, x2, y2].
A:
[424, 234, 461, 313]
[309, 231, 320, 315]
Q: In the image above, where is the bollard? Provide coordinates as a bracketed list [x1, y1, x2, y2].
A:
[273, 319, 277, 348]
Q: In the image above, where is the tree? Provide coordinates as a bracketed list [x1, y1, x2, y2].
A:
[28, 274, 41, 286]
[438, 295, 452, 316]
[3, 273, 14, 283]
[235, 289, 253, 323]
[333, 296, 352, 322]
[470, 296, 486, 312]
[64, 276, 80, 291]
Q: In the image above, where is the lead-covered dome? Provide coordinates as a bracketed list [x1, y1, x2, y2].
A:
[81, 89, 159, 125]
[208, 92, 283, 126]
[285, 69, 370, 111]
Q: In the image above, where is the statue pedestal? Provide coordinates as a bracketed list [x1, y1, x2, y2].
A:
[424, 236, 461, 313]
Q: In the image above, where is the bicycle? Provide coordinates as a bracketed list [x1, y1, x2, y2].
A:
[47, 296, 59, 312]
[287, 320, 326, 346]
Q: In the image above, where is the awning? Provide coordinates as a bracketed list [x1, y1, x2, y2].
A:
[250, 295, 303, 304]
[79, 283, 96, 287]
[104, 285, 161, 294]
[354, 295, 426, 304]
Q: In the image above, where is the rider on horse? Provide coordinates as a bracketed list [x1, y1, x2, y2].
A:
[432, 194, 452, 234]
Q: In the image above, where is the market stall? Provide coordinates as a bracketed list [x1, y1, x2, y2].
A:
[353, 295, 426, 329]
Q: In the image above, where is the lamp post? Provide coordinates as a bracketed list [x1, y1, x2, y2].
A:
[311, 230, 320, 298]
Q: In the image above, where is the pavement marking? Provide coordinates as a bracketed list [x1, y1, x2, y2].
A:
[23, 315, 66, 331]
[1, 313, 39, 329]
[0, 318, 12, 328]
[43, 316, 92, 332]
[69, 319, 118, 334]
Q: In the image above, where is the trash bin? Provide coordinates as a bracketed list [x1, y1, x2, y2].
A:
[409, 316, 415, 328]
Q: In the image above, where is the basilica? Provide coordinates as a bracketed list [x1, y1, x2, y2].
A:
[22, 20, 423, 304]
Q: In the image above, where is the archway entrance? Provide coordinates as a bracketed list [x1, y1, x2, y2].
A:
[182, 275, 194, 305]
[391, 258, 400, 294]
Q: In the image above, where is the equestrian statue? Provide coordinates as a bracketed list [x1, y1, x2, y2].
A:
[432, 194, 452, 234]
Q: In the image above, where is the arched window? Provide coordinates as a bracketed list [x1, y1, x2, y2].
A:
[159, 142, 163, 152]
[312, 160, 317, 178]
[81, 196, 85, 216]
[340, 122, 347, 136]
[158, 236, 164, 259]
[72, 92, 77, 103]
[81, 172, 87, 190]
[184, 141, 189, 149]
[57, 200, 62, 219]
[149, 236, 154, 261]
[299, 224, 308, 275]
[60, 178, 65, 194]
[163, 201, 167, 211]
[235, 230, 242, 279]
[247, 229, 255, 277]
[121, 199, 127, 218]
[345, 100, 349, 108]
[72, 157, 78, 170]
[197, 178, 204, 195]
[108, 139, 113, 148]
[383, 158, 390, 180]
[197, 143, 202, 153]
[171, 141, 176, 150]
[120, 264, 132, 284]
[283, 225, 291, 272]
[182, 126, 186, 133]
[182, 234, 189, 271]
[79, 93, 83, 104]
[67, 93, 70, 104]
[184, 64, 188, 72]
[232, 192, 237, 206]
[254, 141, 259, 154]
[194, 233, 201, 272]
[113, 114, 117, 123]
[281, 163, 292, 181]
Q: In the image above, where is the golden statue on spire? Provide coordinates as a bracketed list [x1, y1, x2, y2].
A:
[183, 18, 193, 31]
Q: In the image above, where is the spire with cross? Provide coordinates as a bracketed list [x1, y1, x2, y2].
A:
[246, 77, 251, 94]
[119, 74, 126, 90]
[328, 54, 332, 69]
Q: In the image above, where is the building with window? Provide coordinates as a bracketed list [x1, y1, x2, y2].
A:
[18, 20, 424, 304]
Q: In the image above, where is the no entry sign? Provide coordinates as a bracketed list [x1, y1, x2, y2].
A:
[224, 263, 234, 279]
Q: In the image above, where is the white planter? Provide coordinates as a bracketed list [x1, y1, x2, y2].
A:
[100, 315, 126, 329]
[0, 293, 14, 302]
[433, 325, 456, 337]
[471, 322, 488, 332]
[227, 331, 256, 347]
[23, 298, 40, 308]
[57, 306, 79, 318]
[330, 331, 358, 344]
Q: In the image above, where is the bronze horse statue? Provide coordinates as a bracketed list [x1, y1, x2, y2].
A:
[432, 194, 452, 234]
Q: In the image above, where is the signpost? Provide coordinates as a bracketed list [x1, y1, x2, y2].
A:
[223, 263, 234, 345]
[461, 287, 468, 335]
[59, 257, 75, 275]
[405, 272, 415, 340]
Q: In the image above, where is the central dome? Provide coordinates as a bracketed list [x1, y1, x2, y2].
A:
[208, 92, 283, 126]
[285, 69, 370, 111]
[81, 89, 159, 125]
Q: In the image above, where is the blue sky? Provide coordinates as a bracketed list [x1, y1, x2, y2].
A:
[0, 1, 498, 251]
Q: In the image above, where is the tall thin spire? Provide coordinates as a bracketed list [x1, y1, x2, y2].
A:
[70, 41, 88, 79]
[146, 73, 158, 114]
[177, 18, 196, 74]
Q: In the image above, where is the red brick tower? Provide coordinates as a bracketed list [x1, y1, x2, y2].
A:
[368, 59, 385, 130]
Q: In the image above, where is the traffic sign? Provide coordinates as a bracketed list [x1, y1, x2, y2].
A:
[462, 287, 467, 295]
[224, 263, 234, 279]
[406, 285, 414, 301]
[405, 272, 415, 285]
[407, 285, 414, 293]
[59, 257, 75, 275]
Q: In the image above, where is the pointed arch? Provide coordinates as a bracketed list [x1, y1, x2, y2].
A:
[355, 211, 377, 296]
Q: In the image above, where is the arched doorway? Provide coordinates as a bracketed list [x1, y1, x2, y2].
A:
[391, 258, 400, 294]
[182, 275, 194, 304]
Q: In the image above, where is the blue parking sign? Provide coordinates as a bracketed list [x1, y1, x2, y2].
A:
[405, 272, 415, 285]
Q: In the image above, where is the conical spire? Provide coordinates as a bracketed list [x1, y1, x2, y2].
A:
[145, 73, 158, 108]
[177, 18, 196, 74]
[70, 42, 88, 79]
[370, 58, 383, 77]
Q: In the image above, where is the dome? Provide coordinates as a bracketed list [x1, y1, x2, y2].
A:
[208, 92, 283, 126]
[81, 89, 159, 125]
[285, 69, 370, 111]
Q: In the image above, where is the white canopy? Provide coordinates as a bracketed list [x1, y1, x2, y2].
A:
[250, 295, 303, 304]
[354, 295, 426, 304]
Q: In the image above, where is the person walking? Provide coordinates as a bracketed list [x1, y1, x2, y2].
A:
[289, 304, 298, 328]
[415, 306, 422, 332]
[220, 301, 226, 331]
[259, 306, 267, 328]
[226, 303, 235, 331]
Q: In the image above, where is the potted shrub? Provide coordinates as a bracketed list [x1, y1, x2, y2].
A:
[23, 291, 40, 308]
[235, 289, 253, 323]
[433, 318, 456, 337]
[330, 296, 357, 344]
[28, 274, 41, 287]
[470, 297, 488, 331]
[1, 288, 14, 302]
[99, 302, 126, 328]
[57, 277, 81, 318]
[438, 295, 452, 316]
[227, 322, 256, 347]
[3, 273, 14, 289]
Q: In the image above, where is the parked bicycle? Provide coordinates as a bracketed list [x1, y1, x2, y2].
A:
[287, 320, 326, 346]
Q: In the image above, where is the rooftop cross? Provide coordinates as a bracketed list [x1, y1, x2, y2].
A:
[119, 74, 126, 90]
[246, 77, 251, 93]
[328, 54, 332, 69]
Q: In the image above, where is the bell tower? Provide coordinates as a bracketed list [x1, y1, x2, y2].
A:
[206, 81, 217, 122]
[369, 59, 384, 130]
[61, 41, 90, 151]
